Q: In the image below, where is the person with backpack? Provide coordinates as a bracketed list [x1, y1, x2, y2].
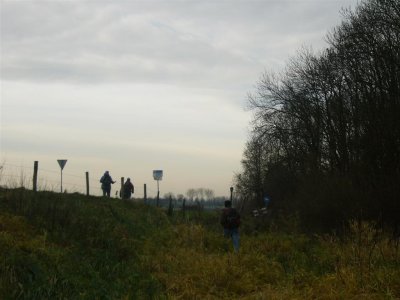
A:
[220, 200, 240, 252]
[122, 178, 134, 199]
[100, 171, 116, 197]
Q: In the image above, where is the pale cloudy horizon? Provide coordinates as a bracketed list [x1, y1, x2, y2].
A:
[1, 0, 359, 197]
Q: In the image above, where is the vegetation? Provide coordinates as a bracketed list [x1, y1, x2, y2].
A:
[1, 188, 399, 299]
[235, 0, 400, 232]
[0, 188, 168, 299]
[1, 1, 399, 298]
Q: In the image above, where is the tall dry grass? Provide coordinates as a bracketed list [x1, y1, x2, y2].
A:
[143, 216, 400, 299]
[1, 187, 399, 299]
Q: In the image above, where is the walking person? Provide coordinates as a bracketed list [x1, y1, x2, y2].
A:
[220, 200, 241, 253]
[100, 171, 116, 197]
[122, 178, 134, 199]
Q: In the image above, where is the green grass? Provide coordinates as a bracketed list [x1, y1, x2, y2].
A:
[0, 188, 169, 299]
[1, 188, 399, 299]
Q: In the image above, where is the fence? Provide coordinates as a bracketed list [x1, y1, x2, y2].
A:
[0, 161, 153, 199]
[0, 161, 229, 212]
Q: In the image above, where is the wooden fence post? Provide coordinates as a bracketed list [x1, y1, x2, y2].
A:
[144, 184, 147, 204]
[168, 195, 173, 216]
[182, 198, 186, 217]
[33, 161, 38, 192]
[85, 172, 90, 196]
[120, 177, 124, 198]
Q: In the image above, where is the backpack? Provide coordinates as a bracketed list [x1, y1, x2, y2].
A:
[100, 174, 111, 185]
[221, 208, 240, 229]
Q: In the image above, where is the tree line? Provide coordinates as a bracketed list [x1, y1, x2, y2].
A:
[235, 0, 400, 232]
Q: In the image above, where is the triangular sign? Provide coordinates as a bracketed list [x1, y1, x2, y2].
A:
[57, 159, 68, 170]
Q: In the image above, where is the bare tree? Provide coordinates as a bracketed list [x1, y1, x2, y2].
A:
[204, 189, 215, 201]
[237, 0, 400, 230]
[186, 189, 196, 202]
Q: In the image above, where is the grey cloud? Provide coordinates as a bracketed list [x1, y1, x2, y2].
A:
[0, 0, 361, 197]
[1, 0, 359, 87]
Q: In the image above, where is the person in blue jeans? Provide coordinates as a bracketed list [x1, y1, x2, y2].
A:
[220, 200, 240, 252]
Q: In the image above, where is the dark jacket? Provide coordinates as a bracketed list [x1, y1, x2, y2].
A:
[123, 181, 134, 198]
[220, 207, 240, 229]
[100, 173, 114, 189]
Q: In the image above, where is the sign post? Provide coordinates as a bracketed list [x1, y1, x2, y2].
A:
[153, 170, 163, 206]
[57, 159, 68, 193]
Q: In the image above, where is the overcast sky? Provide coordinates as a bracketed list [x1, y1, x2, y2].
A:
[1, 0, 359, 198]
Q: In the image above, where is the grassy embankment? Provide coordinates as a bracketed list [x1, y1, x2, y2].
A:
[1, 188, 399, 299]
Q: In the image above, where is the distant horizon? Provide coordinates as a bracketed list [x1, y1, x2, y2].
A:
[0, 160, 236, 198]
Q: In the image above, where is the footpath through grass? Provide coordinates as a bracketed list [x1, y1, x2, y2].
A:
[1, 188, 399, 299]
